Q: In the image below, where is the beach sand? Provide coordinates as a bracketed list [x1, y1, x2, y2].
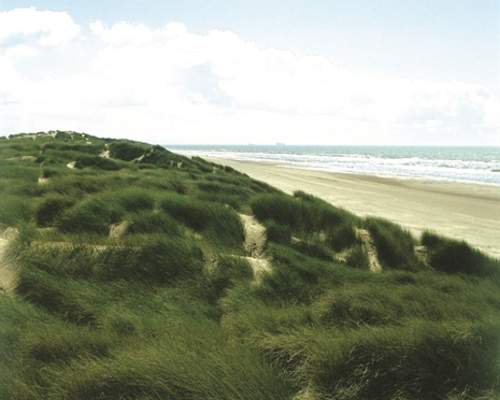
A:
[208, 157, 500, 258]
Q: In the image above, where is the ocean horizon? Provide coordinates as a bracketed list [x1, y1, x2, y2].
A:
[166, 145, 500, 186]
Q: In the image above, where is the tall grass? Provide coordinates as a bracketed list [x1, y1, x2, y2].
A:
[365, 217, 421, 271]
[35, 195, 76, 227]
[98, 237, 204, 283]
[74, 155, 121, 171]
[422, 231, 500, 276]
[56, 196, 125, 234]
[109, 141, 149, 161]
[203, 256, 253, 303]
[0, 195, 33, 225]
[126, 210, 180, 236]
[43, 319, 295, 400]
[2, 132, 500, 400]
[251, 192, 358, 234]
[303, 319, 500, 400]
[160, 194, 244, 248]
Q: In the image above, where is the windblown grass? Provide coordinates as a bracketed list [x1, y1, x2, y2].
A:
[1, 131, 499, 400]
[422, 231, 500, 277]
[160, 194, 244, 248]
[365, 217, 421, 271]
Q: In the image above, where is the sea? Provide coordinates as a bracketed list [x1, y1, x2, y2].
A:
[166, 145, 500, 186]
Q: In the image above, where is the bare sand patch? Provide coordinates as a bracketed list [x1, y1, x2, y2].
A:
[239, 213, 271, 281]
[0, 228, 18, 294]
[355, 228, 382, 273]
[100, 150, 110, 159]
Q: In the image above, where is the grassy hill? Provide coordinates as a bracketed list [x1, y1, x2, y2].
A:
[0, 131, 499, 400]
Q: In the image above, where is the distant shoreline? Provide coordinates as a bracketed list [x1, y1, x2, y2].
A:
[205, 156, 500, 258]
[170, 145, 500, 187]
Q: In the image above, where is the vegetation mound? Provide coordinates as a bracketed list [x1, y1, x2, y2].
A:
[0, 131, 498, 400]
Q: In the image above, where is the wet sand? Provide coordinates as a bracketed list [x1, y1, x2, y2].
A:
[209, 157, 500, 258]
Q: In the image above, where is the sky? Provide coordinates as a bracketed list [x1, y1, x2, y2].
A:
[0, 1, 499, 145]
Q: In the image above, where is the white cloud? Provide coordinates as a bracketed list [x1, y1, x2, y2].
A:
[0, 7, 80, 47]
[0, 8, 498, 144]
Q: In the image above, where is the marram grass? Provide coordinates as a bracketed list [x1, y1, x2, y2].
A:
[0, 131, 499, 400]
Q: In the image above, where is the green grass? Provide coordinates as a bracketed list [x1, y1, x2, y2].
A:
[303, 319, 500, 400]
[108, 140, 150, 161]
[0, 195, 33, 225]
[160, 194, 244, 248]
[203, 256, 253, 303]
[56, 196, 125, 234]
[422, 231, 500, 277]
[98, 237, 204, 283]
[74, 155, 121, 171]
[326, 222, 357, 251]
[264, 220, 291, 245]
[125, 210, 180, 235]
[35, 195, 76, 227]
[251, 191, 359, 235]
[42, 319, 295, 400]
[365, 217, 421, 271]
[1, 131, 499, 400]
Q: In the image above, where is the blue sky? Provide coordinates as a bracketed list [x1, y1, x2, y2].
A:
[3, 0, 499, 85]
[0, 1, 499, 144]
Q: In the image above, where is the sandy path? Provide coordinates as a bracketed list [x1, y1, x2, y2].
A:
[210, 158, 500, 258]
[355, 228, 382, 273]
[239, 214, 271, 280]
[0, 229, 17, 294]
[240, 214, 266, 257]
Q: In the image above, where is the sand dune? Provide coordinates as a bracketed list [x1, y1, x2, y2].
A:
[209, 158, 500, 258]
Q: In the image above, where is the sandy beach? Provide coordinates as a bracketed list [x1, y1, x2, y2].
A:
[208, 157, 500, 258]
